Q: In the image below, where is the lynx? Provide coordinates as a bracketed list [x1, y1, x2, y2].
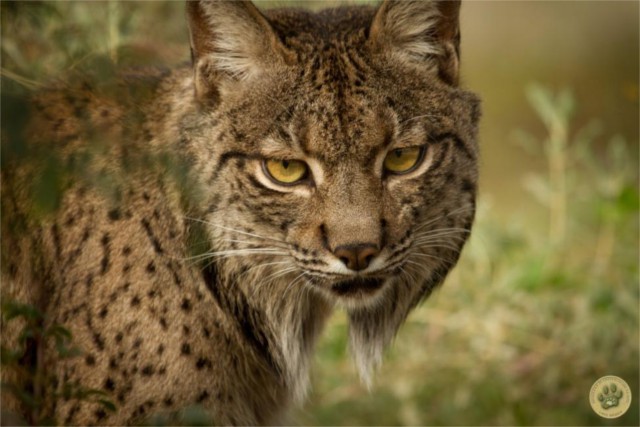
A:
[1, 0, 480, 424]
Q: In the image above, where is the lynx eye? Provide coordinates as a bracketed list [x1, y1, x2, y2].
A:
[383, 146, 425, 174]
[263, 159, 309, 185]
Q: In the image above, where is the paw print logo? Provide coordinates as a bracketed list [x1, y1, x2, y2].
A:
[589, 376, 632, 419]
[598, 383, 623, 409]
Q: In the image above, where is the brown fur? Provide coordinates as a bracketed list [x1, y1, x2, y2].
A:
[1, 1, 480, 425]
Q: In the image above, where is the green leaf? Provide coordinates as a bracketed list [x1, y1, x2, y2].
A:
[1, 345, 24, 365]
[1, 301, 43, 322]
[45, 324, 73, 341]
[1, 382, 39, 409]
[97, 398, 117, 412]
[17, 328, 37, 346]
[74, 387, 108, 400]
[56, 344, 83, 359]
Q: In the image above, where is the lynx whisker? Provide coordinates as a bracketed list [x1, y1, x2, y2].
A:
[183, 248, 287, 262]
[262, 266, 301, 285]
[399, 113, 439, 125]
[414, 243, 461, 253]
[249, 266, 300, 299]
[407, 252, 449, 264]
[238, 260, 294, 281]
[280, 272, 309, 306]
[185, 216, 289, 247]
[414, 206, 476, 233]
[413, 234, 467, 244]
[415, 226, 472, 236]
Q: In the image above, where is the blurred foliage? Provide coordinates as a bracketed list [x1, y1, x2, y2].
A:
[1, 301, 116, 425]
[1, 1, 638, 426]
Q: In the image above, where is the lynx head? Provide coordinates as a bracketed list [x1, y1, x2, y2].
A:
[182, 0, 479, 386]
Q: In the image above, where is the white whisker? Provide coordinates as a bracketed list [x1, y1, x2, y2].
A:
[185, 216, 288, 246]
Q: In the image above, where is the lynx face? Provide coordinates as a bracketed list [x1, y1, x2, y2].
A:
[185, 2, 480, 310]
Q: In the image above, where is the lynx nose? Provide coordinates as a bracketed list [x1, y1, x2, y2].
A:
[334, 244, 379, 271]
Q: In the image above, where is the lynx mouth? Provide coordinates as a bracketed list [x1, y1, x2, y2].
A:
[331, 277, 386, 297]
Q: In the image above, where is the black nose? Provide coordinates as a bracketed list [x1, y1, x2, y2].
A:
[333, 244, 379, 271]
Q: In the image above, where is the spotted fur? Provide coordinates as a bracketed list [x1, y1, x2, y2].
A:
[1, 1, 480, 425]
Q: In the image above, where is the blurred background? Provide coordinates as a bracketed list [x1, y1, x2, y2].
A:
[2, 1, 638, 425]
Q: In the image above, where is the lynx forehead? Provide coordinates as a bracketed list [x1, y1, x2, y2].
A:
[1, 1, 479, 425]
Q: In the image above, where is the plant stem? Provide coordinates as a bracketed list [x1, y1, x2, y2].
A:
[548, 112, 568, 245]
[108, 1, 119, 64]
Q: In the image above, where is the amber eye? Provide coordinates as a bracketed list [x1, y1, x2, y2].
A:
[383, 146, 425, 174]
[263, 159, 309, 185]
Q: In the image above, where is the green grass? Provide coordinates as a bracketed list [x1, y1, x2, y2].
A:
[2, 2, 638, 426]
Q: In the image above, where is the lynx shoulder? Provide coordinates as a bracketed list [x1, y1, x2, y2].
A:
[1, 1, 480, 425]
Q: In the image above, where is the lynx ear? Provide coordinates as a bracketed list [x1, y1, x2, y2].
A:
[369, 0, 461, 85]
[186, 0, 290, 100]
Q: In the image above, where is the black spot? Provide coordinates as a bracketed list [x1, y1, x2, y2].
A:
[157, 344, 165, 355]
[109, 358, 118, 369]
[181, 298, 191, 312]
[133, 338, 143, 348]
[141, 219, 164, 254]
[148, 290, 157, 298]
[8, 263, 17, 279]
[159, 317, 168, 330]
[196, 357, 212, 370]
[104, 378, 115, 391]
[131, 295, 141, 306]
[202, 327, 211, 338]
[197, 390, 210, 403]
[461, 178, 476, 193]
[94, 408, 107, 422]
[411, 206, 421, 219]
[146, 261, 156, 273]
[85, 275, 94, 290]
[100, 233, 111, 274]
[85, 354, 96, 366]
[92, 334, 106, 352]
[51, 224, 62, 260]
[183, 325, 190, 335]
[163, 397, 174, 407]
[99, 306, 108, 318]
[115, 332, 123, 343]
[108, 208, 122, 221]
[181, 343, 191, 355]
[133, 404, 147, 418]
[122, 246, 132, 255]
[141, 365, 154, 376]
[171, 268, 182, 287]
